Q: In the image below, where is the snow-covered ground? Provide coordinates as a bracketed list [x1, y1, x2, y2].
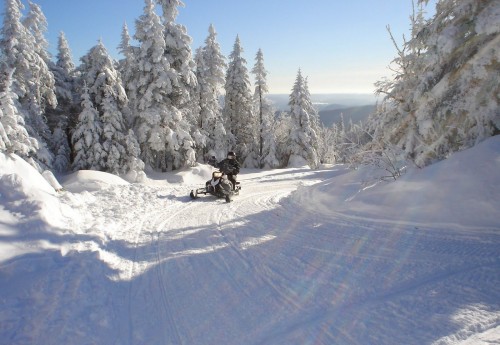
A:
[1, 136, 499, 345]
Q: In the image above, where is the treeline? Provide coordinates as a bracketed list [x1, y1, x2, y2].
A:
[1, 0, 498, 181]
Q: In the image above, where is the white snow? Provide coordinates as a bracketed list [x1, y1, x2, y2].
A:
[1, 136, 499, 344]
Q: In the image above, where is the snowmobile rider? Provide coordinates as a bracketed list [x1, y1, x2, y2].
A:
[210, 152, 240, 190]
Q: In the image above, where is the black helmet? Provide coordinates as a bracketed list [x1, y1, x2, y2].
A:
[227, 151, 236, 159]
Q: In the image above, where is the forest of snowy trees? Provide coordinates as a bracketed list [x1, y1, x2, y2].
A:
[0, 0, 498, 180]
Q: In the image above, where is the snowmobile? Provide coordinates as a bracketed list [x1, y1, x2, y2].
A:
[190, 169, 241, 202]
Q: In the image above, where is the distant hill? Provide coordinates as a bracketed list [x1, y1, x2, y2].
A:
[318, 104, 375, 127]
[268, 93, 377, 111]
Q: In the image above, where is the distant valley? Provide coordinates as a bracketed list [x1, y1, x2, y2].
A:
[318, 104, 376, 127]
[268, 93, 377, 127]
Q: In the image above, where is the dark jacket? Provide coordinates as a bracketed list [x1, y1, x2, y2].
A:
[217, 158, 240, 175]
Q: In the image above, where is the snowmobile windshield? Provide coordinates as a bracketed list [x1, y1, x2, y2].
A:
[213, 171, 223, 179]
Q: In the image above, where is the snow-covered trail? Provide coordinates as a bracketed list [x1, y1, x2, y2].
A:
[1, 165, 499, 345]
[121, 168, 338, 345]
[81, 169, 500, 344]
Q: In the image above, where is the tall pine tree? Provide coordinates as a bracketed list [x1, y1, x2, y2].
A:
[287, 69, 319, 168]
[71, 85, 103, 171]
[196, 24, 227, 160]
[251, 49, 278, 168]
[132, 0, 195, 171]
[223, 36, 255, 164]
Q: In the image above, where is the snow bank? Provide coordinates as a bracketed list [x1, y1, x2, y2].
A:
[61, 170, 129, 193]
[0, 153, 79, 261]
[0, 153, 71, 229]
[141, 163, 215, 186]
[293, 136, 500, 229]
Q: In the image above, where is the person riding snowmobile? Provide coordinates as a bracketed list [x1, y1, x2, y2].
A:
[209, 152, 240, 190]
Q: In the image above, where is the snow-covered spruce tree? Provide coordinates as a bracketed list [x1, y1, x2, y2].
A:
[71, 85, 104, 171]
[50, 31, 78, 127]
[370, 0, 500, 167]
[409, 0, 500, 165]
[251, 48, 278, 168]
[123, 129, 146, 182]
[54, 31, 77, 105]
[78, 41, 133, 173]
[46, 31, 78, 172]
[0, 68, 38, 158]
[22, 1, 51, 63]
[193, 48, 210, 160]
[132, 0, 195, 171]
[117, 22, 137, 127]
[101, 89, 127, 174]
[0, 0, 56, 169]
[196, 24, 228, 160]
[223, 35, 255, 166]
[157, 0, 198, 162]
[369, 1, 427, 166]
[19, 0, 57, 126]
[287, 69, 319, 168]
[79, 41, 128, 117]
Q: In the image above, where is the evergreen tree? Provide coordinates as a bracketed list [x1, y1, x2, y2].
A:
[371, 0, 500, 167]
[101, 89, 127, 173]
[22, 1, 51, 63]
[157, 0, 198, 165]
[194, 24, 228, 160]
[0, 0, 56, 170]
[132, 0, 195, 170]
[223, 36, 255, 164]
[123, 129, 145, 181]
[71, 85, 103, 171]
[251, 48, 278, 168]
[287, 69, 319, 168]
[17, 0, 57, 115]
[193, 47, 210, 159]
[0, 68, 38, 157]
[45, 31, 78, 173]
[117, 22, 136, 127]
[79, 40, 128, 116]
[79, 41, 131, 173]
[53, 31, 77, 105]
[199, 24, 227, 160]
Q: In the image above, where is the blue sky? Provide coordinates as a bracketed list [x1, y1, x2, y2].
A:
[2, 0, 436, 94]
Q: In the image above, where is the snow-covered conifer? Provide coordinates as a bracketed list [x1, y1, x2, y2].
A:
[123, 129, 145, 181]
[287, 69, 319, 168]
[22, 1, 51, 63]
[0, 68, 38, 157]
[79, 40, 128, 115]
[53, 31, 76, 104]
[371, 0, 500, 167]
[17, 0, 57, 115]
[117, 22, 137, 127]
[132, 0, 195, 170]
[223, 36, 255, 164]
[251, 48, 278, 168]
[71, 86, 104, 171]
[158, 0, 198, 162]
[47, 31, 78, 133]
[101, 89, 127, 173]
[198, 24, 227, 160]
[0, 0, 56, 170]
[193, 48, 210, 159]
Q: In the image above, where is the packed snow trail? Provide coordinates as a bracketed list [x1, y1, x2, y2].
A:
[1, 155, 500, 344]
